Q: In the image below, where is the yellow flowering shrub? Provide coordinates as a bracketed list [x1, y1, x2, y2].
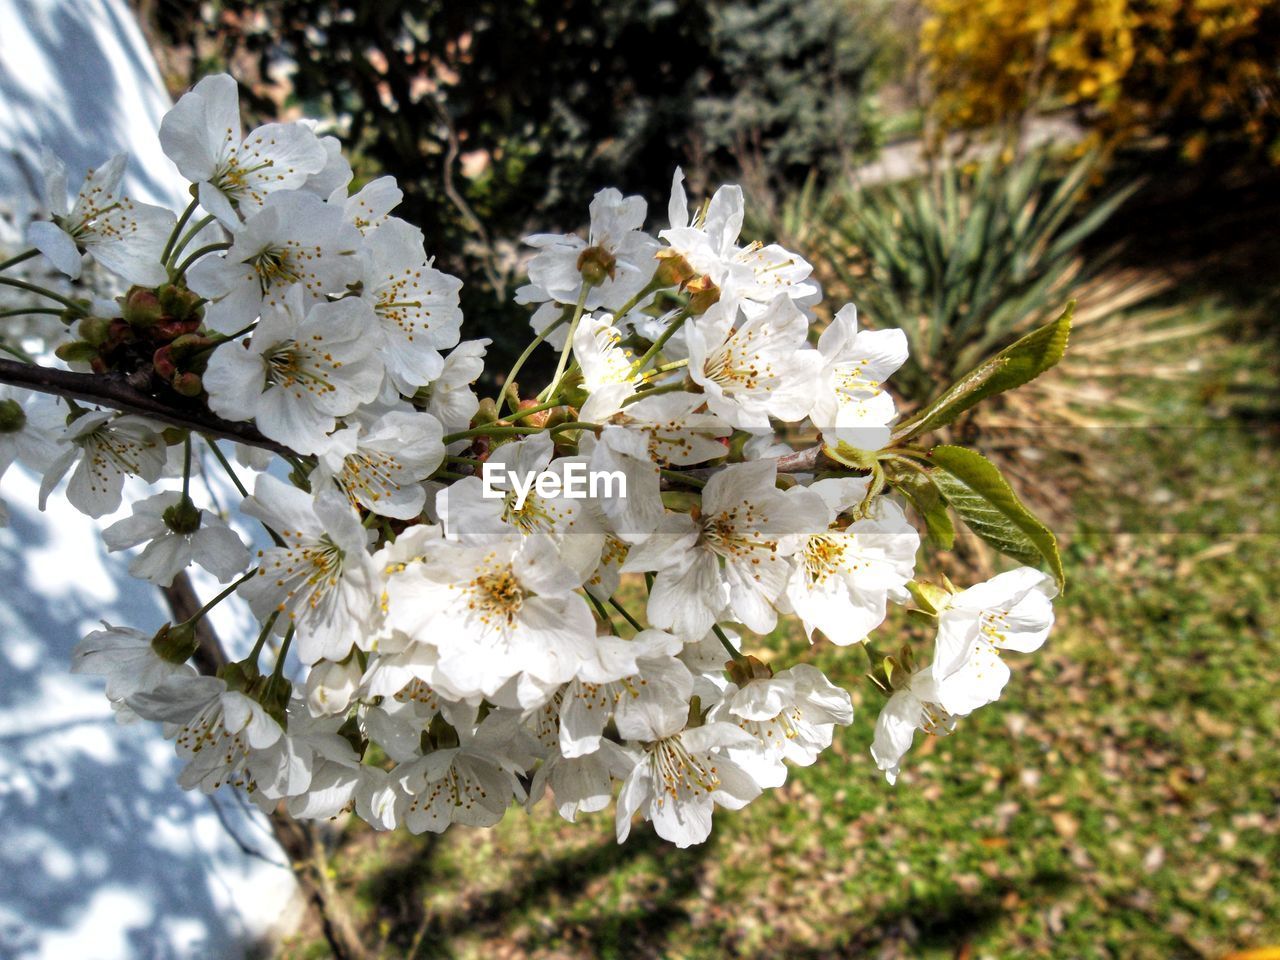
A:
[922, 0, 1280, 162]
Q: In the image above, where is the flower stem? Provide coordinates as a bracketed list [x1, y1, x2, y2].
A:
[608, 596, 644, 633]
[622, 381, 685, 406]
[167, 214, 218, 269]
[712, 624, 745, 662]
[181, 432, 193, 502]
[540, 284, 592, 403]
[660, 468, 704, 489]
[0, 249, 39, 273]
[270, 626, 295, 678]
[0, 276, 79, 309]
[547, 420, 600, 438]
[161, 198, 199, 266]
[504, 397, 564, 424]
[187, 568, 257, 624]
[501, 312, 568, 412]
[629, 307, 691, 376]
[609, 273, 666, 323]
[442, 424, 538, 444]
[0, 307, 64, 319]
[171, 242, 231, 281]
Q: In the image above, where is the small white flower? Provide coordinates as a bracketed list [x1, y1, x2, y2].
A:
[102, 489, 250, 586]
[930, 567, 1057, 716]
[39, 411, 167, 518]
[812, 304, 909, 451]
[128, 674, 286, 805]
[159, 73, 328, 226]
[395, 712, 532, 834]
[239, 474, 379, 665]
[382, 534, 596, 708]
[0, 385, 62, 477]
[71, 623, 196, 720]
[305, 656, 363, 717]
[518, 187, 660, 315]
[573, 314, 639, 421]
[28, 151, 175, 285]
[615, 718, 762, 848]
[713, 664, 853, 788]
[315, 407, 444, 520]
[686, 295, 822, 429]
[558, 629, 693, 758]
[662, 169, 819, 316]
[585, 391, 731, 536]
[186, 190, 364, 335]
[203, 287, 383, 454]
[782, 477, 919, 646]
[360, 217, 464, 393]
[870, 665, 957, 785]
[623, 460, 828, 639]
[420, 339, 490, 435]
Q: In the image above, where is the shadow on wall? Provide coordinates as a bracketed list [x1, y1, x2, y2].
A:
[0, 484, 292, 960]
[0, 0, 186, 216]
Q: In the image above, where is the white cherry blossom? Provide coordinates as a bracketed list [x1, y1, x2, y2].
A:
[686, 295, 822, 429]
[930, 567, 1057, 716]
[615, 718, 762, 848]
[203, 287, 383, 454]
[39, 411, 167, 518]
[159, 73, 328, 226]
[102, 489, 249, 586]
[186, 190, 363, 335]
[238, 474, 379, 665]
[29, 151, 175, 285]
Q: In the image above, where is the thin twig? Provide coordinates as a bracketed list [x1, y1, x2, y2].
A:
[0, 358, 295, 456]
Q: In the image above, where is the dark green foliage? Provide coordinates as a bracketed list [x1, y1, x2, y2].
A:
[145, 0, 884, 373]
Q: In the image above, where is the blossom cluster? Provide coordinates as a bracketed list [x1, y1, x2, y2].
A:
[0, 74, 1059, 848]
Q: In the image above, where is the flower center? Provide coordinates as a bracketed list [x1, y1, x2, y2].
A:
[247, 245, 301, 294]
[467, 562, 525, 627]
[646, 735, 720, 804]
[802, 534, 847, 584]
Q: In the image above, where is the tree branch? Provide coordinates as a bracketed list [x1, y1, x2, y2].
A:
[0, 358, 294, 456]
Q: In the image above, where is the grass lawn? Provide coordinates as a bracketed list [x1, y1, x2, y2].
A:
[280, 304, 1279, 960]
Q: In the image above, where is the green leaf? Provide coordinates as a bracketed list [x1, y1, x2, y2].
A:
[894, 302, 1074, 441]
[928, 445, 1065, 587]
[882, 456, 954, 549]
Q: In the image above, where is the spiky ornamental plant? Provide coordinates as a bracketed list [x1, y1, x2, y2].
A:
[812, 147, 1137, 403]
[0, 75, 1070, 850]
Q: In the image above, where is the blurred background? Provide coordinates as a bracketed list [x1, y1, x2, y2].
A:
[2, 0, 1278, 957]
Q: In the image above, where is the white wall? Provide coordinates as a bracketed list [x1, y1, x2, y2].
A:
[0, 3, 300, 958]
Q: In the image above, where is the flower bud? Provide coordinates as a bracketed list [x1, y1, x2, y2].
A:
[654, 248, 696, 288]
[685, 275, 721, 315]
[158, 284, 204, 324]
[472, 396, 500, 427]
[0, 398, 26, 434]
[121, 286, 164, 328]
[58, 298, 91, 324]
[54, 340, 99, 363]
[171, 371, 204, 397]
[577, 244, 617, 287]
[257, 673, 292, 729]
[726, 654, 773, 687]
[162, 496, 203, 535]
[77, 315, 112, 347]
[152, 346, 177, 380]
[151, 621, 199, 664]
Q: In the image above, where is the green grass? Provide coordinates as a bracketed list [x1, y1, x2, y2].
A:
[279, 311, 1279, 960]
